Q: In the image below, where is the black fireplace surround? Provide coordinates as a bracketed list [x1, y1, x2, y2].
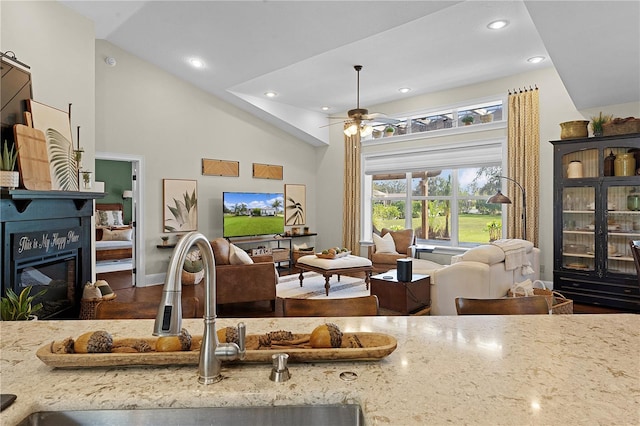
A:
[1, 190, 101, 319]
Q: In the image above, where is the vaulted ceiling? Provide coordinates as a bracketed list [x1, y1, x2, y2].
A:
[60, 1, 640, 146]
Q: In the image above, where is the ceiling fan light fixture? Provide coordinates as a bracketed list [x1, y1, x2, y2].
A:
[344, 123, 359, 136]
[360, 124, 373, 137]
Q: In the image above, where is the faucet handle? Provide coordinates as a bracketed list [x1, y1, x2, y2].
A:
[237, 322, 246, 360]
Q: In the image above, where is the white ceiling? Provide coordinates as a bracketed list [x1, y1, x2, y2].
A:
[60, 0, 640, 146]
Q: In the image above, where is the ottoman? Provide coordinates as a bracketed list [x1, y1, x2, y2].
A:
[296, 255, 372, 296]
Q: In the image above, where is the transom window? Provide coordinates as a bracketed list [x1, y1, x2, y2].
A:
[365, 100, 503, 140]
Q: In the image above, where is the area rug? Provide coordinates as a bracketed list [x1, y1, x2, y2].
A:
[277, 272, 370, 300]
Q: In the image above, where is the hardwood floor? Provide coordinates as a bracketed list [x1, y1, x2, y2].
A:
[96, 270, 636, 317]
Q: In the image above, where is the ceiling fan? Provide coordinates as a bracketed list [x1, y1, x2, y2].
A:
[328, 65, 398, 137]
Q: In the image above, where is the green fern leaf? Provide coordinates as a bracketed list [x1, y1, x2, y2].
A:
[47, 128, 78, 191]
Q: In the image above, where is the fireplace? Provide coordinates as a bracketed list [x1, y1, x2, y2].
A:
[1, 190, 100, 319]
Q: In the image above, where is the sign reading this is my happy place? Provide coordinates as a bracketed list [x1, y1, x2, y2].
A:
[13, 228, 82, 260]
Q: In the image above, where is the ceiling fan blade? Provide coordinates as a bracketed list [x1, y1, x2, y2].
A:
[363, 114, 402, 125]
[319, 121, 348, 129]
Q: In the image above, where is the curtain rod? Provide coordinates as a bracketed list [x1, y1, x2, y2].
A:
[508, 85, 538, 95]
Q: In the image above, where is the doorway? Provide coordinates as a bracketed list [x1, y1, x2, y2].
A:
[95, 152, 145, 287]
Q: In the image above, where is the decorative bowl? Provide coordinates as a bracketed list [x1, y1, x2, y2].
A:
[560, 120, 589, 139]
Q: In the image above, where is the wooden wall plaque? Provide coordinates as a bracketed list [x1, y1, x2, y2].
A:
[252, 163, 283, 180]
[202, 159, 239, 177]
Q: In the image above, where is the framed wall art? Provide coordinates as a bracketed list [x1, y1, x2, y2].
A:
[163, 179, 197, 233]
[202, 158, 239, 177]
[285, 184, 306, 225]
[28, 100, 77, 191]
[253, 163, 283, 180]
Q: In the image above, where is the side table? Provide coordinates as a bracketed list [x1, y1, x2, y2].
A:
[370, 271, 430, 314]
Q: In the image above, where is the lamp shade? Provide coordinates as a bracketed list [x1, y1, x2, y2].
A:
[122, 190, 133, 199]
[488, 190, 512, 204]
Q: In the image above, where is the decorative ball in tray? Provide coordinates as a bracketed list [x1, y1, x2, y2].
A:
[316, 247, 351, 259]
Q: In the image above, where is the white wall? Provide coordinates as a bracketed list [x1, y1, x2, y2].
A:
[317, 66, 640, 281]
[1, 0, 95, 163]
[94, 40, 319, 279]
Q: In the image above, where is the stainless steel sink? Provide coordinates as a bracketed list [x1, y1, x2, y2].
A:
[18, 404, 365, 425]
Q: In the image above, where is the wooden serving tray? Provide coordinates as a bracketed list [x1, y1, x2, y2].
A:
[315, 251, 350, 259]
[36, 332, 396, 369]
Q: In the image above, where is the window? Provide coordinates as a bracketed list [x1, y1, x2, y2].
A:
[366, 100, 503, 140]
[361, 95, 507, 248]
[371, 167, 503, 246]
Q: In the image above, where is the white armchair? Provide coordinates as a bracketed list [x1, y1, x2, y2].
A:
[425, 240, 540, 315]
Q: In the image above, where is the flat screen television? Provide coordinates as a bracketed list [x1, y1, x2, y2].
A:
[223, 192, 285, 238]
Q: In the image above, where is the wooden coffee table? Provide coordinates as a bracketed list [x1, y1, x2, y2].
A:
[296, 255, 372, 296]
[370, 271, 430, 314]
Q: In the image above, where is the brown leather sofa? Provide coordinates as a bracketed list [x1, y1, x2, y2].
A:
[210, 238, 278, 310]
[368, 228, 415, 273]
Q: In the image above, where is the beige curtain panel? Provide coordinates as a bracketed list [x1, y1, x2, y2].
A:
[343, 124, 361, 253]
[507, 87, 540, 246]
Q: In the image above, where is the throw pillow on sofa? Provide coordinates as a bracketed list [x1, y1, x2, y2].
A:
[373, 232, 398, 254]
[229, 243, 254, 265]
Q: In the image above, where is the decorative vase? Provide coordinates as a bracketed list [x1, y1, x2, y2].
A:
[604, 151, 616, 176]
[480, 114, 493, 123]
[627, 194, 640, 211]
[567, 160, 583, 178]
[614, 153, 636, 176]
[0, 170, 19, 189]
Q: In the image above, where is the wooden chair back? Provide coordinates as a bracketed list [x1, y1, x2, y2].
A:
[280, 295, 379, 317]
[455, 296, 549, 315]
[630, 240, 640, 285]
[95, 297, 200, 319]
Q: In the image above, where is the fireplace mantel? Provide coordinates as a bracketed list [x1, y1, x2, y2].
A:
[1, 189, 104, 319]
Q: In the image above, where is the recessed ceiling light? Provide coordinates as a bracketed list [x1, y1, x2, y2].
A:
[487, 20, 509, 30]
[527, 56, 546, 64]
[321, 106, 330, 111]
[189, 58, 204, 68]
[398, 87, 411, 94]
[264, 91, 278, 98]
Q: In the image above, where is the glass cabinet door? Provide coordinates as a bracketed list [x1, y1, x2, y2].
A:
[606, 185, 640, 276]
[562, 186, 595, 271]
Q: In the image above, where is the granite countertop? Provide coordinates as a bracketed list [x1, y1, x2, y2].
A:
[1, 315, 638, 425]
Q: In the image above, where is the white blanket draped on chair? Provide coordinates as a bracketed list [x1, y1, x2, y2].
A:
[491, 239, 535, 276]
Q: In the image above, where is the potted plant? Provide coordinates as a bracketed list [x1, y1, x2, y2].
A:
[0, 140, 20, 189]
[1, 286, 47, 321]
[182, 249, 204, 285]
[461, 115, 474, 126]
[81, 171, 92, 189]
[485, 220, 502, 242]
[161, 235, 170, 246]
[384, 125, 395, 137]
[590, 111, 613, 137]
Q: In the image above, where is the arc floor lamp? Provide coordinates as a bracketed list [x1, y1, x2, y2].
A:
[488, 175, 527, 241]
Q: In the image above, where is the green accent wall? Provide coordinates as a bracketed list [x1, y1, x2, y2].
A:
[95, 159, 133, 223]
